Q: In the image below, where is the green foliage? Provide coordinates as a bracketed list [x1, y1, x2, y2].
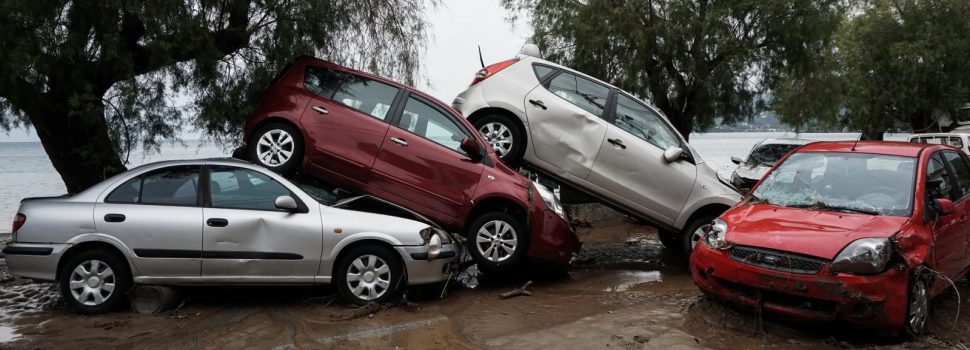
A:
[502, 0, 845, 138]
[774, 0, 970, 133]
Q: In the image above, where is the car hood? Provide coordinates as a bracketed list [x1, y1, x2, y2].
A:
[733, 164, 771, 181]
[320, 205, 431, 246]
[722, 203, 909, 259]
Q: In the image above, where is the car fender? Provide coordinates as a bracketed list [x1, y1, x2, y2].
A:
[63, 233, 142, 276]
[319, 231, 414, 279]
[674, 192, 742, 229]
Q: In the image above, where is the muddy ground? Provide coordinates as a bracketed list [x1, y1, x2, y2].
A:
[0, 213, 968, 349]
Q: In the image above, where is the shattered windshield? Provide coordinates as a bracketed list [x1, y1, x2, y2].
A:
[751, 152, 916, 216]
[745, 144, 801, 167]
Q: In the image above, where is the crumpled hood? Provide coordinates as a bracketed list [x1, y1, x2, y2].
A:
[320, 206, 429, 246]
[734, 164, 771, 182]
[722, 204, 909, 259]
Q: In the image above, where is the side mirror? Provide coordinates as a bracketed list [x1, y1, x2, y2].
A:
[460, 137, 483, 160]
[731, 157, 743, 165]
[934, 198, 956, 216]
[275, 195, 299, 211]
[663, 147, 685, 163]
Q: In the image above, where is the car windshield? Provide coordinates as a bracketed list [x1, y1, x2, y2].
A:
[746, 143, 801, 167]
[289, 175, 341, 205]
[751, 152, 916, 216]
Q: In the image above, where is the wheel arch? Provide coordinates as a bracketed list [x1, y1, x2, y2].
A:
[467, 108, 528, 149]
[248, 116, 305, 146]
[682, 203, 732, 232]
[464, 195, 529, 235]
[330, 239, 407, 280]
[56, 240, 132, 282]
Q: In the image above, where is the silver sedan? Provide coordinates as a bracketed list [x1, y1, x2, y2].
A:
[2, 159, 458, 314]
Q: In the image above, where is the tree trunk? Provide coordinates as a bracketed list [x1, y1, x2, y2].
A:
[667, 110, 693, 142]
[31, 100, 126, 193]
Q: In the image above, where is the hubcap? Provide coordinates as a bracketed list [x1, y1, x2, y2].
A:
[256, 129, 295, 166]
[69, 260, 115, 306]
[346, 255, 391, 301]
[909, 280, 929, 332]
[475, 220, 518, 263]
[478, 122, 514, 157]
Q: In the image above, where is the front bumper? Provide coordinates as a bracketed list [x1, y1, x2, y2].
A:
[396, 243, 461, 285]
[527, 207, 581, 266]
[690, 243, 909, 329]
[3, 242, 70, 281]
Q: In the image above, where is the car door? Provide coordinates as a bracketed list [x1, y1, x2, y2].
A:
[94, 165, 203, 277]
[201, 165, 322, 280]
[925, 152, 969, 277]
[300, 65, 401, 184]
[587, 93, 696, 224]
[939, 151, 970, 270]
[370, 93, 484, 226]
[523, 71, 611, 180]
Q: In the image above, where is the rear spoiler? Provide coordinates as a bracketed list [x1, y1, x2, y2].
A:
[21, 194, 71, 203]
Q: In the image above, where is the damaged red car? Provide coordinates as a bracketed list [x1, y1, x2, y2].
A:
[239, 56, 579, 273]
[691, 141, 970, 335]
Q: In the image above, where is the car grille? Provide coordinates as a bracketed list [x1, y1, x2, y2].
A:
[729, 245, 828, 274]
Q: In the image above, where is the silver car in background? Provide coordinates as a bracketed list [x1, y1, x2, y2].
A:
[730, 138, 814, 191]
[453, 46, 741, 254]
[2, 159, 458, 314]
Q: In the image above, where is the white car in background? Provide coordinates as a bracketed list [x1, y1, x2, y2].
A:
[730, 138, 814, 191]
[452, 45, 741, 254]
[909, 133, 970, 154]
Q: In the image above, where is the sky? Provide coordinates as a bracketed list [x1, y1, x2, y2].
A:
[0, 0, 532, 142]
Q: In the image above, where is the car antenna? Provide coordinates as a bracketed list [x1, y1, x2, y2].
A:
[478, 45, 485, 68]
[852, 134, 860, 151]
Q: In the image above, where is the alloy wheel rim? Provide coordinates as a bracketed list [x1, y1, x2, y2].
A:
[346, 254, 392, 301]
[256, 129, 295, 166]
[479, 122, 514, 157]
[909, 280, 929, 332]
[69, 259, 115, 306]
[476, 220, 518, 263]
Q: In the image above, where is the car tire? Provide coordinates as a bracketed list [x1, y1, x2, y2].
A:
[473, 114, 525, 168]
[658, 229, 680, 250]
[905, 272, 931, 336]
[249, 122, 304, 175]
[59, 250, 132, 314]
[334, 245, 404, 305]
[466, 212, 529, 274]
[681, 214, 718, 256]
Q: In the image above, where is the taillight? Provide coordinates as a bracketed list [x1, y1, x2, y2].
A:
[12, 213, 25, 241]
[470, 58, 520, 86]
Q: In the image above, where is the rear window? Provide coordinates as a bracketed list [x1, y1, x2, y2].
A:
[746, 144, 801, 166]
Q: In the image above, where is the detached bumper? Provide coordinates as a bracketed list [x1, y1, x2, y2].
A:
[690, 243, 909, 329]
[527, 208, 581, 266]
[3, 242, 70, 282]
[396, 243, 461, 285]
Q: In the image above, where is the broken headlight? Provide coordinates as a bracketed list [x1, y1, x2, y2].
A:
[533, 182, 565, 220]
[703, 218, 730, 249]
[830, 238, 891, 275]
[420, 227, 452, 260]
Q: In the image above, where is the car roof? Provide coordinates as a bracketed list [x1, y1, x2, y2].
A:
[756, 138, 815, 146]
[796, 141, 935, 157]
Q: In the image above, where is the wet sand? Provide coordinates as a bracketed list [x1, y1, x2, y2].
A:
[0, 217, 968, 349]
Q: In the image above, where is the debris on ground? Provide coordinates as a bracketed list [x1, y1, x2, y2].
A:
[456, 264, 481, 289]
[500, 281, 533, 299]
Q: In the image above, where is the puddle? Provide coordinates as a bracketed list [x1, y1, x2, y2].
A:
[604, 271, 662, 292]
[0, 324, 18, 343]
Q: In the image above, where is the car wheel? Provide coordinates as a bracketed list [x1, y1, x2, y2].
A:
[906, 274, 931, 336]
[466, 212, 529, 273]
[474, 114, 524, 168]
[334, 245, 403, 305]
[658, 229, 680, 250]
[59, 250, 132, 314]
[249, 123, 304, 175]
[681, 214, 717, 256]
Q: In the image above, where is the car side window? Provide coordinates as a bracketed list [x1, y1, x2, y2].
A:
[545, 72, 610, 117]
[942, 151, 970, 200]
[304, 66, 398, 121]
[613, 94, 680, 150]
[106, 166, 200, 206]
[948, 137, 965, 150]
[533, 64, 555, 81]
[926, 153, 957, 201]
[396, 96, 469, 154]
[208, 166, 293, 211]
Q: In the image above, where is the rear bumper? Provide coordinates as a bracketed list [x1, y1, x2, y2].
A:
[3, 242, 70, 282]
[527, 208, 581, 266]
[690, 243, 909, 329]
[396, 243, 461, 285]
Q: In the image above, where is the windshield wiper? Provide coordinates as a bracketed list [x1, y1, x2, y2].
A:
[787, 201, 879, 215]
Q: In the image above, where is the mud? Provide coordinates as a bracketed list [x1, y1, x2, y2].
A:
[1, 215, 968, 349]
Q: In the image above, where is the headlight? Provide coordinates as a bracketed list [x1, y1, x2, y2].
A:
[428, 234, 442, 259]
[421, 227, 452, 260]
[533, 182, 565, 219]
[703, 218, 730, 249]
[830, 238, 891, 275]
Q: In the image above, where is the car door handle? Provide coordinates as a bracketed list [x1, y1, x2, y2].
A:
[312, 106, 329, 115]
[529, 99, 547, 110]
[390, 137, 408, 146]
[104, 213, 126, 223]
[608, 138, 626, 149]
[206, 218, 229, 227]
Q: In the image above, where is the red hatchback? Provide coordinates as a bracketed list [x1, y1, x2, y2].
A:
[240, 56, 579, 272]
[691, 141, 970, 334]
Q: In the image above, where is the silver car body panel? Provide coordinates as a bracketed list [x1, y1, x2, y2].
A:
[4, 158, 455, 287]
[454, 56, 740, 231]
